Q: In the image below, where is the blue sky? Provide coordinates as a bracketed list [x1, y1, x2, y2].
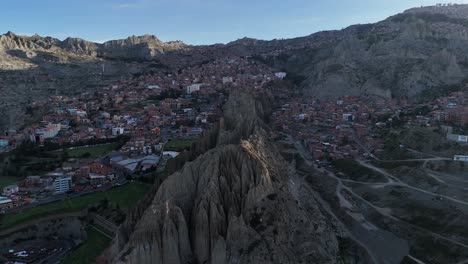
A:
[2, 0, 468, 44]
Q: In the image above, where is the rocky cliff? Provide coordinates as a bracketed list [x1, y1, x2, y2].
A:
[148, 4, 468, 101]
[264, 5, 468, 100]
[100, 35, 186, 60]
[0, 32, 187, 64]
[107, 91, 368, 264]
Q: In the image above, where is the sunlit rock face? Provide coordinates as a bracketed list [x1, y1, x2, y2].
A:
[108, 92, 367, 264]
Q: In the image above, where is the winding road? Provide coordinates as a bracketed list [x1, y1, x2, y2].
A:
[290, 138, 468, 260]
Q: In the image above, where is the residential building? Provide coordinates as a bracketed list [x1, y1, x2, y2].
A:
[275, 72, 287, 79]
[53, 176, 72, 194]
[186, 84, 201, 94]
[112, 127, 125, 136]
[0, 138, 9, 147]
[2, 184, 19, 196]
[25, 176, 41, 187]
[0, 196, 13, 210]
[454, 155, 468, 162]
[222, 77, 233, 84]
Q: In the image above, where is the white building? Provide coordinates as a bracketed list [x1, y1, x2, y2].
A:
[275, 72, 287, 79]
[36, 123, 61, 139]
[454, 155, 468, 162]
[53, 176, 72, 194]
[447, 103, 457, 109]
[186, 84, 201, 94]
[112, 127, 125, 136]
[222, 77, 233, 84]
[146, 84, 160, 89]
[2, 184, 19, 196]
[343, 113, 354, 121]
[0, 196, 13, 209]
[101, 112, 111, 119]
[75, 110, 87, 117]
[162, 151, 180, 158]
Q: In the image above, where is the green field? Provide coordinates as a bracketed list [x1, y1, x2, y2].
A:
[0, 183, 150, 230]
[165, 139, 194, 151]
[331, 159, 386, 182]
[65, 143, 119, 158]
[62, 227, 111, 264]
[47, 143, 119, 159]
[0, 176, 19, 190]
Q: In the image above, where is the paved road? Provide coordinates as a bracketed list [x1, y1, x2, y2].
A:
[357, 160, 468, 207]
[4, 187, 112, 215]
[0, 210, 87, 236]
[350, 128, 450, 163]
[289, 173, 380, 264]
[291, 137, 407, 264]
[408, 255, 428, 264]
[292, 138, 468, 254]
[379, 157, 451, 162]
[350, 129, 380, 161]
[41, 239, 74, 264]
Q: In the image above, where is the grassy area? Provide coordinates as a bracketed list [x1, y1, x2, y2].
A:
[373, 160, 423, 169]
[0, 183, 151, 230]
[165, 139, 194, 151]
[0, 152, 62, 177]
[62, 227, 111, 264]
[0, 176, 20, 190]
[331, 159, 386, 182]
[58, 143, 119, 159]
[67, 143, 119, 158]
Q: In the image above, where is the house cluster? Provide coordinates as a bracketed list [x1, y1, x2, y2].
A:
[274, 87, 468, 161]
[431, 91, 468, 126]
[0, 57, 280, 151]
[173, 57, 282, 90]
[273, 95, 405, 160]
[0, 159, 117, 211]
[0, 56, 282, 211]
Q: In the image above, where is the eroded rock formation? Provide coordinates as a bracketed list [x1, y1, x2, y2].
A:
[107, 91, 367, 263]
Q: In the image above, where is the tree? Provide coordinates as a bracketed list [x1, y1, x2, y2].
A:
[61, 149, 69, 162]
[81, 152, 92, 158]
[100, 198, 109, 209]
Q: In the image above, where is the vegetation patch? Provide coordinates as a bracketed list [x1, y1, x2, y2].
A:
[62, 226, 111, 264]
[62, 143, 119, 159]
[331, 159, 386, 182]
[0, 183, 150, 230]
[373, 160, 422, 169]
[165, 139, 194, 151]
[0, 176, 20, 190]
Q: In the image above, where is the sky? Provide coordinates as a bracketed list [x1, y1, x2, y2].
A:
[2, 0, 468, 45]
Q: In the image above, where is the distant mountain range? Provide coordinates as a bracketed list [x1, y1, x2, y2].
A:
[0, 31, 186, 63]
[271, 4, 468, 100]
[2, 4, 468, 128]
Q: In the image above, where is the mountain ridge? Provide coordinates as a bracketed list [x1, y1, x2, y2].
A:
[0, 31, 188, 61]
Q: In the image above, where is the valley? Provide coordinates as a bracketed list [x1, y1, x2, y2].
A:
[1, 3, 468, 264]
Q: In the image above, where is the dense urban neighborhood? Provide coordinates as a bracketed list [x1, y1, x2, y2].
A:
[0, 57, 288, 214]
[2, 3, 468, 263]
[1, 51, 468, 263]
[2, 52, 468, 217]
[274, 89, 468, 161]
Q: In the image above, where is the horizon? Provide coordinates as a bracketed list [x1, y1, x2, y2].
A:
[2, 0, 468, 45]
[2, 1, 468, 264]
